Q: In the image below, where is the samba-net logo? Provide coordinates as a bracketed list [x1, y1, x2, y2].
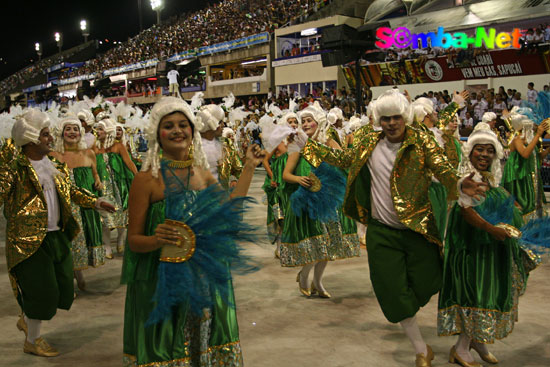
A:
[375, 26, 521, 49]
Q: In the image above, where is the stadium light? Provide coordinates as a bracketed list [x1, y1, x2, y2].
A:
[150, 0, 164, 25]
[81, 19, 90, 43]
[54, 32, 63, 53]
[35, 42, 42, 60]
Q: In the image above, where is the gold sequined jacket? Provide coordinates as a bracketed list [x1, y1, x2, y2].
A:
[305, 125, 460, 246]
[218, 137, 243, 189]
[0, 146, 98, 273]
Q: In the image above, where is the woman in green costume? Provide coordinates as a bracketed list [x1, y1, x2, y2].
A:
[281, 102, 360, 299]
[261, 112, 299, 258]
[501, 109, 550, 220]
[116, 123, 143, 171]
[414, 93, 466, 243]
[50, 114, 104, 292]
[122, 96, 263, 367]
[438, 122, 530, 367]
[94, 118, 137, 258]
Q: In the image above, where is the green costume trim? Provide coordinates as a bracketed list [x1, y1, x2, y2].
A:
[122, 201, 243, 366]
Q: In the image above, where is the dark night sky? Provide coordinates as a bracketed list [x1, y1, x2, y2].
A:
[0, 0, 216, 80]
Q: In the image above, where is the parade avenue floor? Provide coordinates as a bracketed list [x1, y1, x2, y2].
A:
[0, 168, 549, 367]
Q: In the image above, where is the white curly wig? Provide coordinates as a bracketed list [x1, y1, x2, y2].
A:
[11, 108, 51, 147]
[141, 96, 209, 178]
[298, 101, 328, 143]
[96, 118, 117, 150]
[372, 89, 413, 127]
[412, 97, 434, 123]
[53, 113, 87, 153]
[458, 122, 503, 188]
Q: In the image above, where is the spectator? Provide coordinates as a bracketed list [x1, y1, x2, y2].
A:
[462, 111, 474, 129]
[527, 82, 538, 104]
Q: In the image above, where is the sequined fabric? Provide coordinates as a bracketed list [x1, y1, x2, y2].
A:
[100, 153, 127, 228]
[437, 102, 460, 129]
[437, 261, 523, 344]
[218, 138, 243, 189]
[122, 309, 243, 367]
[0, 153, 97, 272]
[327, 127, 342, 147]
[441, 133, 461, 169]
[70, 171, 89, 271]
[280, 220, 361, 267]
[306, 126, 460, 247]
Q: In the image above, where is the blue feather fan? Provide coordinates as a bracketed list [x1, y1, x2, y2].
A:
[519, 216, 550, 257]
[147, 163, 262, 325]
[474, 193, 550, 258]
[473, 194, 515, 226]
[290, 162, 346, 222]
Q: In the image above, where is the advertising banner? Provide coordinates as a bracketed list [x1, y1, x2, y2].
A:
[343, 49, 550, 88]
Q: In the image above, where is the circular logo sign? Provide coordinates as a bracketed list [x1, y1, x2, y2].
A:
[424, 60, 443, 81]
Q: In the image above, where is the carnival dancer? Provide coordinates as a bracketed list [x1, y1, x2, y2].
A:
[94, 118, 137, 258]
[437, 122, 535, 366]
[304, 89, 486, 366]
[197, 104, 243, 189]
[343, 115, 368, 245]
[262, 111, 299, 258]
[50, 114, 105, 291]
[281, 102, 360, 299]
[122, 96, 264, 366]
[77, 109, 96, 149]
[501, 109, 550, 219]
[481, 111, 508, 149]
[1, 109, 114, 357]
[414, 93, 467, 241]
[439, 110, 462, 170]
[116, 122, 142, 171]
[326, 106, 345, 147]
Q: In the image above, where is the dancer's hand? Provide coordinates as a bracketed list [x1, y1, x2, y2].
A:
[461, 172, 489, 201]
[245, 143, 266, 167]
[270, 180, 278, 188]
[155, 223, 182, 247]
[536, 120, 549, 137]
[97, 200, 116, 213]
[94, 180, 103, 191]
[297, 176, 312, 188]
[489, 225, 512, 242]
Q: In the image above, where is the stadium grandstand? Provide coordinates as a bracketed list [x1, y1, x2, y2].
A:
[0, 0, 549, 113]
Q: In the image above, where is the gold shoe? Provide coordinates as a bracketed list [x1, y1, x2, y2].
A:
[415, 344, 434, 367]
[310, 282, 331, 298]
[24, 337, 60, 357]
[274, 249, 280, 259]
[296, 271, 311, 297]
[105, 253, 114, 259]
[17, 314, 28, 337]
[449, 346, 481, 367]
[470, 341, 498, 364]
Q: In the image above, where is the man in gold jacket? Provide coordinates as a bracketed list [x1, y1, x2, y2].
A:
[305, 89, 486, 367]
[1, 109, 114, 357]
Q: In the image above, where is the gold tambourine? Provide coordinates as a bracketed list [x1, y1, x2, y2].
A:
[307, 172, 322, 192]
[159, 219, 196, 263]
[495, 223, 522, 239]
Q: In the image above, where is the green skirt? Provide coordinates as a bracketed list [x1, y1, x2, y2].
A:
[122, 201, 243, 367]
[428, 180, 448, 243]
[72, 166, 105, 267]
[501, 150, 546, 219]
[437, 187, 528, 343]
[279, 156, 360, 267]
[262, 153, 288, 242]
[97, 153, 127, 229]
